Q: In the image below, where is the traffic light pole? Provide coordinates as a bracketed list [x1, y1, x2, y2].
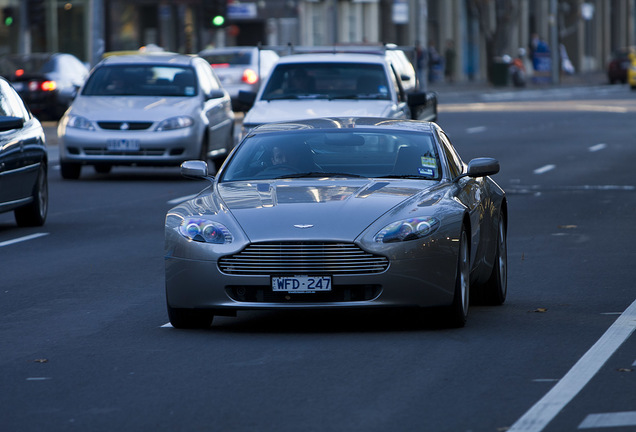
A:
[18, 0, 31, 54]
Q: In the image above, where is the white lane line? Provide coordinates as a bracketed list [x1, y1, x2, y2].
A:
[466, 126, 487, 134]
[26, 377, 51, 381]
[161, 323, 173, 328]
[589, 143, 607, 152]
[508, 298, 636, 432]
[579, 411, 636, 429]
[533, 164, 556, 175]
[0, 233, 49, 248]
[167, 194, 198, 205]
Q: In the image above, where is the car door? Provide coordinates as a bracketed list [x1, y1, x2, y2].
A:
[195, 59, 234, 156]
[0, 79, 44, 207]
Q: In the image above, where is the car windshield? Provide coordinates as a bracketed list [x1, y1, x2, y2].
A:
[220, 129, 441, 182]
[82, 65, 197, 97]
[261, 63, 391, 101]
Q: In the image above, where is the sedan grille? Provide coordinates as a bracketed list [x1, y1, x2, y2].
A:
[219, 242, 389, 275]
[98, 121, 153, 130]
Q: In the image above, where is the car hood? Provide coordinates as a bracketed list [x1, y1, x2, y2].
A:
[217, 179, 440, 242]
[68, 96, 198, 121]
[243, 100, 397, 125]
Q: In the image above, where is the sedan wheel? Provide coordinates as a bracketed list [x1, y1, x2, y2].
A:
[167, 305, 214, 329]
[15, 164, 48, 227]
[447, 227, 469, 328]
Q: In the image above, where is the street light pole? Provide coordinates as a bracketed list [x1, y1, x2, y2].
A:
[550, 0, 559, 84]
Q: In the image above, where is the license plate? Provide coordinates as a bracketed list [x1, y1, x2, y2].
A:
[107, 139, 140, 151]
[272, 275, 331, 293]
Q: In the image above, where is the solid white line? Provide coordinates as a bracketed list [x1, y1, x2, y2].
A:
[579, 411, 636, 429]
[589, 143, 607, 152]
[508, 298, 636, 432]
[26, 377, 51, 381]
[534, 164, 556, 175]
[167, 194, 198, 205]
[0, 233, 49, 248]
[466, 126, 487, 134]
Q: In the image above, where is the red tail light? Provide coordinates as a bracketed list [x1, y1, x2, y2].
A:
[211, 63, 230, 68]
[40, 80, 57, 91]
[15, 69, 24, 77]
[242, 69, 258, 85]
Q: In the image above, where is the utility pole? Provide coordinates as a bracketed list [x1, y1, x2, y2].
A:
[549, 0, 559, 84]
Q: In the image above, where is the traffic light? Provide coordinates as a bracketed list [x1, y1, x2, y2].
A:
[2, 7, 14, 26]
[203, 0, 227, 28]
[28, 0, 45, 27]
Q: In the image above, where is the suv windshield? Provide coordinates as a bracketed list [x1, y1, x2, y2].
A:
[261, 63, 391, 101]
[82, 65, 197, 97]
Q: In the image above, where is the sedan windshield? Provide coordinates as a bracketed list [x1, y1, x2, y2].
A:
[261, 63, 391, 101]
[220, 129, 441, 182]
[82, 65, 197, 97]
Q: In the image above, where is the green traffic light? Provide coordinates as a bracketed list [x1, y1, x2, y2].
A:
[212, 15, 224, 26]
[4, 16, 13, 26]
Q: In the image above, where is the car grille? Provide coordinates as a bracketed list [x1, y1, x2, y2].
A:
[98, 121, 153, 130]
[218, 242, 389, 275]
[83, 147, 167, 156]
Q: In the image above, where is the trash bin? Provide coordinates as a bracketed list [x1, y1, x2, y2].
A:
[490, 57, 509, 86]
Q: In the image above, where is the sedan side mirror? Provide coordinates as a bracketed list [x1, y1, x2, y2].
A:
[207, 89, 225, 100]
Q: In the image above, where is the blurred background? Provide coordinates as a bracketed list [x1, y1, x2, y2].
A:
[0, 0, 633, 86]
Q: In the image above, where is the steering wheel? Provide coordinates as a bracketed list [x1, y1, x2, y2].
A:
[258, 164, 298, 176]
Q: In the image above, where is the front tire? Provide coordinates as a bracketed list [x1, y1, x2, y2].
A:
[167, 305, 214, 329]
[447, 227, 470, 328]
[60, 161, 81, 179]
[15, 164, 48, 227]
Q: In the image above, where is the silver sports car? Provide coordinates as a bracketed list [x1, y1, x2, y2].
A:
[165, 117, 507, 328]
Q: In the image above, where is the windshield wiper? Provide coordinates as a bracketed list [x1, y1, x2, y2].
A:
[376, 174, 434, 180]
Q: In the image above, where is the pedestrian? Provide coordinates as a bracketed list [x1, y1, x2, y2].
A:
[428, 41, 441, 83]
[444, 39, 456, 83]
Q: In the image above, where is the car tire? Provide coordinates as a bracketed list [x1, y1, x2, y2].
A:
[446, 226, 469, 328]
[477, 216, 508, 305]
[167, 305, 214, 329]
[14, 164, 48, 227]
[60, 162, 81, 180]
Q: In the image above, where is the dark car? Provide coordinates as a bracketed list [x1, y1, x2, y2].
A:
[607, 47, 634, 84]
[0, 52, 89, 120]
[0, 77, 48, 226]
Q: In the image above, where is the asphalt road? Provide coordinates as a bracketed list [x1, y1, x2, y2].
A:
[1, 83, 635, 432]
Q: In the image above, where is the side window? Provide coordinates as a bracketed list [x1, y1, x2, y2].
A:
[0, 80, 29, 119]
[194, 60, 219, 94]
[438, 132, 463, 178]
[388, 64, 405, 102]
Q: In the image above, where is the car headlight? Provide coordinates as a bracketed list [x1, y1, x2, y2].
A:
[156, 116, 194, 131]
[374, 217, 440, 243]
[178, 218, 233, 244]
[65, 114, 95, 131]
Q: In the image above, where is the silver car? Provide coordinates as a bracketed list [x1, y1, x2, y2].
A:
[57, 53, 235, 179]
[198, 47, 279, 111]
[165, 117, 507, 329]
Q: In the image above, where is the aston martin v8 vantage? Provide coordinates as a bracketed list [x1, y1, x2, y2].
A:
[165, 117, 507, 328]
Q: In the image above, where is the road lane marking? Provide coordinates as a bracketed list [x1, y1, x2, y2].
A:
[161, 323, 173, 328]
[508, 298, 636, 432]
[167, 194, 198, 205]
[589, 143, 607, 152]
[466, 126, 487, 134]
[533, 165, 556, 175]
[579, 411, 636, 429]
[26, 377, 51, 381]
[0, 233, 49, 248]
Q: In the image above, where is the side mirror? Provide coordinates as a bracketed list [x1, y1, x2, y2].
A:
[466, 157, 500, 178]
[207, 89, 225, 100]
[237, 90, 256, 111]
[0, 116, 24, 132]
[180, 160, 209, 179]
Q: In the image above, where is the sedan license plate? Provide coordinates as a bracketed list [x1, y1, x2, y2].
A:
[107, 139, 140, 151]
[272, 275, 331, 293]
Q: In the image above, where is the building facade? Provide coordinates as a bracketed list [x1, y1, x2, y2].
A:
[0, 0, 634, 83]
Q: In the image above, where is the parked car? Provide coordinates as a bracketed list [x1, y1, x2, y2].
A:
[0, 52, 89, 120]
[608, 47, 634, 84]
[165, 117, 507, 329]
[57, 53, 235, 179]
[238, 52, 437, 137]
[198, 47, 279, 111]
[0, 77, 48, 226]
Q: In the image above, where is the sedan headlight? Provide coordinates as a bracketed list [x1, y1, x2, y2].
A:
[156, 116, 194, 131]
[65, 114, 95, 131]
[374, 217, 440, 243]
[179, 218, 233, 244]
